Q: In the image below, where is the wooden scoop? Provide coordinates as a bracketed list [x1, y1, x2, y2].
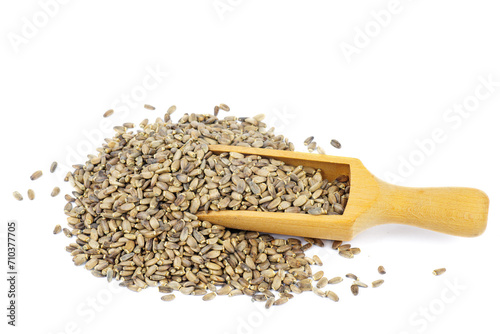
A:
[197, 145, 489, 241]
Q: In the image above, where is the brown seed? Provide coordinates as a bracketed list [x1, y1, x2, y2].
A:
[304, 136, 314, 145]
[144, 104, 155, 110]
[350, 247, 361, 255]
[273, 297, 288, 306]
[30, 170, 43, 181]
[167, 105, 177, 115]
[372, 279, 384, 288]
[265, 297, 275, 309]
[213, 105, 220, 116]
[53, 225, 62, 234]
[27, 189, 35, 200]
[202, 292, 216, 301]
[339, 250, 354, 259]
[351, 284, 359, 296]
[433, 268, 446, 276]
[331, 240, 342, 249]
[103, 109, 114, 118]
[330, 139, 342, 149]
[326, 290, 339, 302]
[161, 294, 176, 302]
[353, 280, 368, 288]
[316, 277, 328, 289]
[312, 271, 324, 281]
[328, 277, 343, 284]
[346, 273, 358, 280]
[51, 187, 60, 197]
[312, 255, 323, 266]
[13, 191, 23, 201]
[50, 161, 58, 173]
[219, 103, 230, 111]
[378, 266, 386, 275]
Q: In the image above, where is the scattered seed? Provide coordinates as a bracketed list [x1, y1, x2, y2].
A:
[27, 189, 35, 200]
[331, 240, 342, 249]
[304, 136, 314, 145]
[274, 297, 288, 306]
[350, 247, 361, 255]
[265, 297, 275, 309]
[51, 187, 61, 197]
[53, 225, 62, 234]
[328, 277, 343, 284]
[326, 291, 339, 302]
[345, 273, 358, 280]
[312, 255, 323, 266]
[13, 191, 23, 201]
[316, 277, 328, 289]
[372, 279, 384, 288]
[307, 141, 317, 152]
[161, 294, 176, 302]
[30, 170, 43, 181]
[351, 284, 359, 296]
[353, 280, 368, 288]
[312, 271, 324, 281]
[167, 105, 176, 115]
[103, 109, 114, 118]
[219, 103, 230, 111]
[144, 104, 155, 110]
[432, 268, 446, 276]
[378, 266, 386, 275]
[330, 139, 342, 149]
[339, 250, 354, 259]
[202, 292, 216, 301]
[50, 161, 58, 173]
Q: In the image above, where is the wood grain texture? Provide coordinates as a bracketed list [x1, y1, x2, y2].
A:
[197, 145, 489, 240]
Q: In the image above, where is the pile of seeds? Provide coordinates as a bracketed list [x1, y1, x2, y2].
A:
[59, 109, 365, 305]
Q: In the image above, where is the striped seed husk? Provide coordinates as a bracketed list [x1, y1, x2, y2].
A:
[13, 191, 23, 201]
[50, 161, 58, 173]
[53, 225, 62, 234]
[330, 139, 341, 149]
[378, 266, 386, 275]
[433, 268, 446, 276]
[161, 294, 176, 302]
[27, 189, 35, 200]
[144, 104, 155, 110]
[372, 279, 384, 288]
[351, 284, 359, 296]
[30, 170, 43, 180]
[103, 109, 114, 118]
[51, 187, 61, 197]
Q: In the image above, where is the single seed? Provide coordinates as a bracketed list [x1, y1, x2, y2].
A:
[326, 291, 339, 302]
[304, 136, 314, 145]
[265, 297, 275, 309]
[312, 271, 324, 281]
[317, 146, 325, 155]
[372, 279, 384, 288]
[30, 170, 43, 181]
[339, 250, 354, 259]
[331, 240, 342, 249]
[144, 104, 155, 110]
[330, 139, 342, 149]
[106, 269, 113, 282]
[202, 292, 216, 301]
[307, 141, 317, 152]
[350, 247, 361, 255]
[50, 161, 58, 173]
[161, 294, 176, 302]
[103, 109, 114, 118]
[13, 191, 23, 201]
[219, 103, 230, 111]
[27, 189, 35, 200]
[432, 268, 446, 276]
[167, 105, 177, 115]
[53, 225, 62, 234]
[316, 277, 328, 289]
[328, 277, 343, 284]
[351, 284, 359, 296]
[312, 255, 323, 266]
[378, 266, 386, 275]
[353, 280, 368, 288]
[51, 187, 61, 197]
[346, 273, 358, 280]
[273, 297, 288, 306]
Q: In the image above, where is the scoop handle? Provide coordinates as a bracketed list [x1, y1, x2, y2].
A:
[372, 179, 489, 237]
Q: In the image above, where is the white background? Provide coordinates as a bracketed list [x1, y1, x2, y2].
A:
[1, 1, 499, 333]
